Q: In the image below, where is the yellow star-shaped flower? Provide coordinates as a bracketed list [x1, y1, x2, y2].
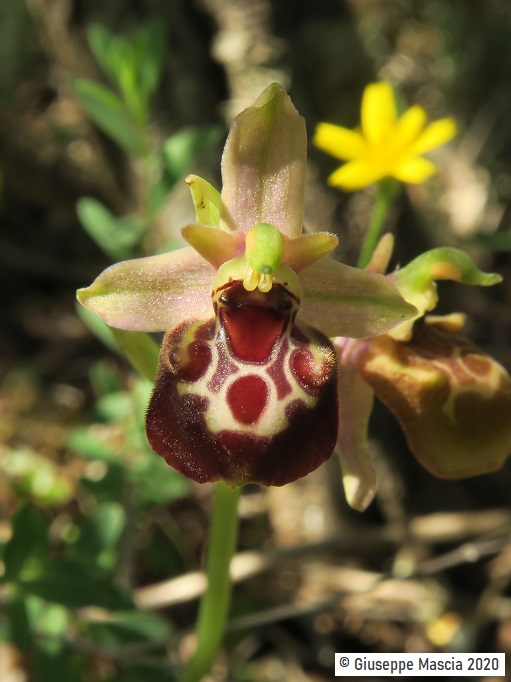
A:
[313, 82, 457, 191]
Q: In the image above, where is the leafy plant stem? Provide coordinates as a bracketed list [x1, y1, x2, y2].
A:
[181, 482, 240, 682]
[357, 178, 399, 269]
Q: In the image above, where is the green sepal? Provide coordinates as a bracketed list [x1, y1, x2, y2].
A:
[391, 248, 502, 340]
[395, 247, 502, 291]
[185, 174, 221, 227]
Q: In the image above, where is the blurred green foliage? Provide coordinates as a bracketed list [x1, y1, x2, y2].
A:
[0, 357, 189, 679]
[2, 1, 511, 679]
[74, 20, 223, 259]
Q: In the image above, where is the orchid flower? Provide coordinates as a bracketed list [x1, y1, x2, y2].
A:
[77, 84, 417, 487]
[313, 82, 457, 191]
[336, 234, 511, 511]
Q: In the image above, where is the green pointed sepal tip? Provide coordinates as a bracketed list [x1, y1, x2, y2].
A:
[389, 247, 502, 340]
[394, 247, 502, 293]
[185, 174, 222, 228]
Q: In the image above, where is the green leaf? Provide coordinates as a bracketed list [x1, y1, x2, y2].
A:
[6, 592, 31, 652]
[71, 503, 125, 570]
[89, 360, 124, 398]
[80, 462, 126, 505]
[96, 392, 133, 423]
[88, 610, 171, 647]
[33, 648, 85, 682]
[67, 427, 119, 463]
[163, 126, 223, 181]
[76, 306, 159, 383]
[111, 328, 160, 382]
[73, 78, 145, 156]
[34, 602, 69, 654]
[76, 304, 120, 355]
[20, 559, 133, 610]
[134, 19, 165, 102]
[77, 198, 146, 260]
[86, 23, 115, 80]
[476, 231, 511, 252]
[133, 452, 190, 507]
[109, 667, 175, 682]
[1, 447, 73, 506]
[3, 503, 49, 582]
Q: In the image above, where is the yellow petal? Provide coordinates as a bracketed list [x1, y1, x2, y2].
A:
[393, 105, 427, 149]
[328, 159, 386, 191]
[393, 156, 437, 184]
[411, 117, 457, 155]
[313, 123, 367, 161]
[361, 82, 397, 146]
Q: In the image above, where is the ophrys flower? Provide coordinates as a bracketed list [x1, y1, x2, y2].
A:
[78, 84, 417, 487]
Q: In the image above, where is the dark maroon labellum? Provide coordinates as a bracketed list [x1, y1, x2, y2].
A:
[146, 280, 338, 486]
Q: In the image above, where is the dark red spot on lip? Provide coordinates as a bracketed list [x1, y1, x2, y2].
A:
[290, 348, 329, 396]
[227, 375, 268, 425]
[179, 341, 212, 382]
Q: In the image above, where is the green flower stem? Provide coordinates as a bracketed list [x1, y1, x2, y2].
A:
[181, 482, 240, 682]
[108, 326, 240, 679]
[357, 179, 399, 269]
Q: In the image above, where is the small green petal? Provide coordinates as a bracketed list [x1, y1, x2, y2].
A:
[393, 156, 437, 184]
[328, 158, 386, 191]
[361, 82, 397, 146]
[284, 232, 338, 272]
[313, 123, 367, 161]
[411, 117, 457, 156]
[185, 174, 221, 227]
[220, 83, 307, 238]
[77, 247, 214, 332]
[299, 257, 418, 339]
[181, 224, 243, 268]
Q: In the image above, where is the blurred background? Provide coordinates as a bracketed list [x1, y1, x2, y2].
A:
[1, 0, 511, 680]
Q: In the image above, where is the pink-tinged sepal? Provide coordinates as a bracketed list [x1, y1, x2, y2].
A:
[146, 279, 338, 486]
